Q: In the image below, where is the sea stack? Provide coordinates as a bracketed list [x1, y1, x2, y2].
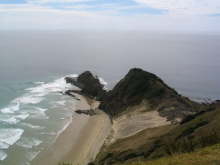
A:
[65, 71, 107, 100]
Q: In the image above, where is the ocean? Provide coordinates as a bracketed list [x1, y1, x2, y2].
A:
[0, 31, 220, 164]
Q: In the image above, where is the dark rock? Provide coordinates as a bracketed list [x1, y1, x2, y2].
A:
[65, 77, 83, 89]
[65, 71, 107, 100]
[63, 90, 80, 100]
[88, 163, 95, 165]
[75, 109, 96, 116]
[64, 90, 76, 97]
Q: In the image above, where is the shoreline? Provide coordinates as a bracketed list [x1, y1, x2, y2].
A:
[61, 109, 111, 165]
[32, 94, 111, 165]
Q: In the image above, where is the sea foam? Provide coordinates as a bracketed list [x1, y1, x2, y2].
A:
[0, 114, 29, 125]
[0, 103, 20, 114]
[21, 122, 44, 129]
[0, 150, 7, 161]
[0, 129, 24, 147]
[99, 77, 108, 86]
[17, 137, 42, 149]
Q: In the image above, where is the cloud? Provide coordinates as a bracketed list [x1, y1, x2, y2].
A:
[27, 0, 93, 4]
[0, 0, 220, 32]
[134, 0, 220, 15]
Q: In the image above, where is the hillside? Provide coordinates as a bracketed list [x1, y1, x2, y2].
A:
[99, 68, 202, 122]
[94, 101, 220, 165]
[92, 69, 220, 165]
[123, 143, 220, 165]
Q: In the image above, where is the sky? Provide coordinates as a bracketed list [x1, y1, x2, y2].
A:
[0, 0, 220, 32]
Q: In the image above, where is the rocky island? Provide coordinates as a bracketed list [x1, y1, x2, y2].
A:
[63, 68, 220, 165]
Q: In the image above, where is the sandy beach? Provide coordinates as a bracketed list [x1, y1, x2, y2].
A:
[32, 94, 111, 165]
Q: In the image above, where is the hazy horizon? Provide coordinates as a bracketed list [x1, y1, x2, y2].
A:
[1, 31, 220, 101]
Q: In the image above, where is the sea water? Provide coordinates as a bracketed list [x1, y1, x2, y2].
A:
[0, 74, 80, 164]
[0, 31, 220, 164]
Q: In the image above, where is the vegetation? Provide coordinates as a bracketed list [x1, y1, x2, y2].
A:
[94, 101, 220, 165]
[123, 143, 220, 165]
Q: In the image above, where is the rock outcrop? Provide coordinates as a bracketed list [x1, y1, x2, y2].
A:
[75, 109, 96, 116]
[65, 71, 107, 100]
[99, 68, 202, 122]
[94, 101, 220, 165]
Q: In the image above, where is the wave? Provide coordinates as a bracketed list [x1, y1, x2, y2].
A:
[0, 142, 10, 149]
[40, 132, 56, 136]
[55, 117, 72, 140]
[0, 115, 19, 125]
[0, 129, 24, 149]
[56, 100, 66, 106]
[17, 137, 42, 149]
[0, 75, 74, 124]
[1, 75, 74, 112]
[21, 122, 44, 129]
[28, 107, 49, 120]
[98, 77, 108, 90]
[13, 96, 43, 105]
[16, 114, 29, 120]
[34, 81, 45, 85]
[26, 75, 76, 95]
[25, 151, 40, 161]
[0, 113, 29, 125]
[98, 77, 108, 86]
[0, 103, 20, 114]
[35, 107, 47, 112]
[0, 150, 7, 161]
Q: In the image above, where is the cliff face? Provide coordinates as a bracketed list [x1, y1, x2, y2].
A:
[100, 68, 201, 122]
[65, 71, 106, 100]
[94, 101, 220, 165]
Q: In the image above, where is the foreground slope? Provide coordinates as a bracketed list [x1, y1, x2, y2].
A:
[93, 68, 220, 165]
[123, 143, 220, 165]
[94, 102, 220, 165]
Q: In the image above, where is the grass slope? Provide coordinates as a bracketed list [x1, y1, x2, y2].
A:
[94, 102, 220, 165]
[124, 143, 220, 165]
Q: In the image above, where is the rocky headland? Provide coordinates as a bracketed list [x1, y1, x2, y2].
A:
[65, 68, 220, 165]
[65, 71, 107, 100]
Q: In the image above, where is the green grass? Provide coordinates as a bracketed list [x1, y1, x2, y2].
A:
[124, 143, 220, 165]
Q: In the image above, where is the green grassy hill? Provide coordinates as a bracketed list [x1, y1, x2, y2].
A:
[94, 101, 220, 165]
[123, 143, 220, 165]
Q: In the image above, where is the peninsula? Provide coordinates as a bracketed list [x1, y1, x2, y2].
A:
[56, 68, 220, 165]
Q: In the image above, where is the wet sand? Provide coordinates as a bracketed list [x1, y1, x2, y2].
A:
[61, 109, 111, 165]
[32, 94, 111, 165]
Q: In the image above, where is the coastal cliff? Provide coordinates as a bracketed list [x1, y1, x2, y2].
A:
[65, 68, 220, 165]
